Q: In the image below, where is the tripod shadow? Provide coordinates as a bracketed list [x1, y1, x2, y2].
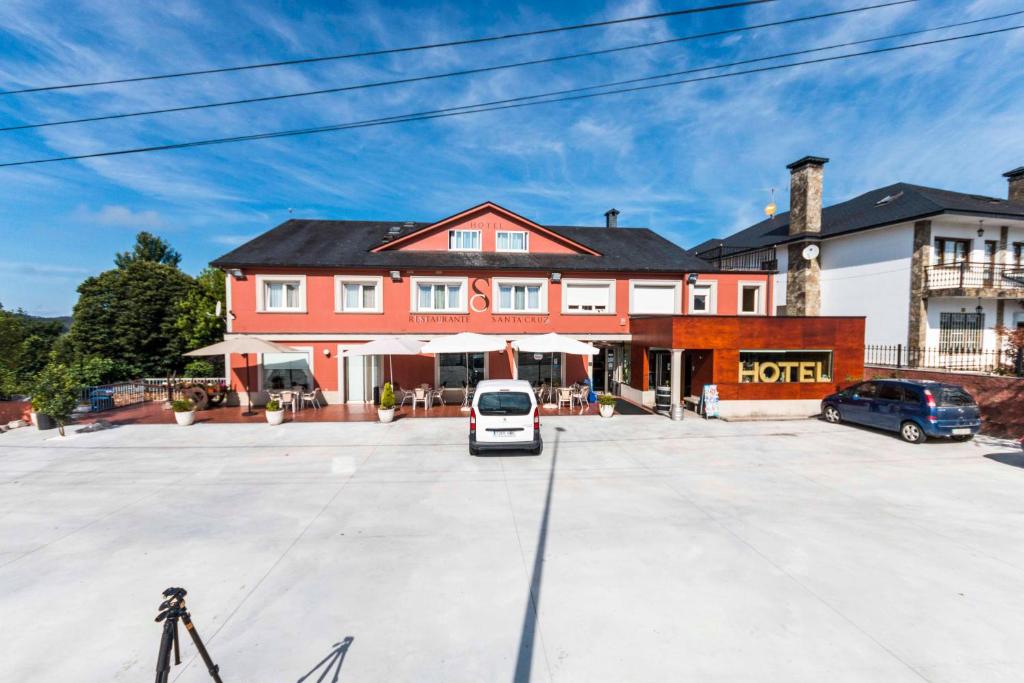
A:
[297, 637, 354, 683]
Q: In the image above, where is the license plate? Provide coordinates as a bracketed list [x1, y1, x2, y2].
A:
[494, 430, 517, 437]
[952, 428, 971, 435]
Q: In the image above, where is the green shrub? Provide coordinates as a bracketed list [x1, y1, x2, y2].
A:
[597, 393, 617, 406]
[30, 363, 80, 436]
[265, 399, 281, 412]
[170, 399, 194, 413]
[380, 382, 396, 409]
[183, 359, 216, 378]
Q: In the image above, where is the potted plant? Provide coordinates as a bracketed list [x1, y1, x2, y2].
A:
[378, 382, 396, 423]
[30, 363, 80, 436]
[171, 398, 195, 426]
[597, 393, 616, 418]
[265, 398, 285, 425]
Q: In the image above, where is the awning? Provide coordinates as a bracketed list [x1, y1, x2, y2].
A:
[420, 332, 507, 354]
[184, 338, 298, 356]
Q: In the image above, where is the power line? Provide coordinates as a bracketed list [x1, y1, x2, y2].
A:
[0, 0, 922, 133]
[2, 24, 1019, 169]
[0, 0, 779, 96]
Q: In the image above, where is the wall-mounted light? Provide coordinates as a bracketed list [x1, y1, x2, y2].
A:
[975, 299, 984, 315]
[551, 272, 562, 283]
[323, 348, 331, 357]
[389, 270, 402, 282]
[977, 220, 985, 238]
[226, 268, 245, 280]
[687, 273, 699, 285]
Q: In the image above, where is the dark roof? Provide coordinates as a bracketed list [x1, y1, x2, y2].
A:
[212, 219, 713, 273]
[694, 182, 1024, 255]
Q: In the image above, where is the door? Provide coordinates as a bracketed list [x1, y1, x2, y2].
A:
[648, 350, 671, 388]
[345, 355, 380, 403]
[839, 381, 877, 425]
[871, 382, 904, 431]
[591, 349, 607, 392]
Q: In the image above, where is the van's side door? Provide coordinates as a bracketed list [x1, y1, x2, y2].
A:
[840, 382, 877, 425]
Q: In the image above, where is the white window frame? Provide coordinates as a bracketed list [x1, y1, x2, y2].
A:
[255, 274, 307, 313]
[410, 276, 468, 313]
[688, 281, 718, 315]
[737, 281, 766, 316]
[334, 275, 383, 313]
[561, 278, 616, 315]
[258, 345, 314, 391]
[495, 230, 529, 253]
[448, 229, 482, 252]
[492, 277, 548, 314]
[628, 279, 682, 315]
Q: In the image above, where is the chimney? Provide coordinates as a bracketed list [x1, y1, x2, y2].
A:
[786, 156, 828, 235]
[784, 155, 828, 317]
[604, 208, 620, 228]
[1004, 166, 1024, 203]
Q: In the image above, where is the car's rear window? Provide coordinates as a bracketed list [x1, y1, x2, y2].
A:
[937, 387, 976, 407]
[477, 392, 533, 416]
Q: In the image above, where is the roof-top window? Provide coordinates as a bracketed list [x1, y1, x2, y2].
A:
[449, 230, 481, 251]
[496, 231, 528, 253]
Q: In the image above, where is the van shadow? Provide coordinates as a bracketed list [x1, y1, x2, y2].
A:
[297, 637, 354, 683]
[984, 452, 1024, 469]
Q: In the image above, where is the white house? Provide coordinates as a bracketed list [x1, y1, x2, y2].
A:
[694, 158, 1024, 359]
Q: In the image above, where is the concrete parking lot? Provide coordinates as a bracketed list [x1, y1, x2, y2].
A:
[2, 415, 1023, 682]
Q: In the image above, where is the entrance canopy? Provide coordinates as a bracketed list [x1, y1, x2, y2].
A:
[512, 333, 598, 356]
[420, 332, 507, 354]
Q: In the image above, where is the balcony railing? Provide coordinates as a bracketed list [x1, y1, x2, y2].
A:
[865, 344, 1023, 376]
[695, 245, 778, 271]
[925, 262, 1024, 290]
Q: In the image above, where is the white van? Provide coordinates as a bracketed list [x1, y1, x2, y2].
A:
[469, 380, 542, 456]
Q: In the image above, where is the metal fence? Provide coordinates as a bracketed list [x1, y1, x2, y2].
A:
[865, 344, 1024, 376]
[693, 245, 778, 272]
[80, 377, 227, 412]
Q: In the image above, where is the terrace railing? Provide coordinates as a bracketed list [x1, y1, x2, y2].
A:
[925, 262, 1024, 290]
[80, 377, 227, 412]
[694, 245, 778, 272]
[865, 344, 1023, 376]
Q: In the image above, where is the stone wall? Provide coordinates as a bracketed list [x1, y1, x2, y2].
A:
[865, 367, 1024, 438]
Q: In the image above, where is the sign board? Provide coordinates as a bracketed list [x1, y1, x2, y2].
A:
[700, 384, 719, 418]
[738, 350, 833, 383]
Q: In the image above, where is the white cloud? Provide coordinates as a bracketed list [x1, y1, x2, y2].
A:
[208, 233, 258, 246]
[72, 204, 166, 229]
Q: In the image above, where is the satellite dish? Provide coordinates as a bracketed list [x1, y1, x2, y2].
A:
[802, 244, 820, 261]
[215, 301, 223, 317]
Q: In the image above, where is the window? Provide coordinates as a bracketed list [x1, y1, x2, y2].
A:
[335, 276, 382, 313]
[1013, 242, 1022, 268]
[630, 280, 682, 315]
[518, 351, 560, 385]
[687, 282, 716, 315]
[256, 275, 306, 312]
[438, 352, 485, 387]
[262, 349, 313, 390]
[496, 231, 528, 252]
[448, 230, 481, 251]
[939, 311, 984, 352]
[563, 280, 615, 314]
[493, 278, 546, 313]
[738, 282, 765, 315]
[853, 382, 877, 398]
[934, 237, 970, 265]
[411, 277, 467, 312]
[876, 383, 903, 401]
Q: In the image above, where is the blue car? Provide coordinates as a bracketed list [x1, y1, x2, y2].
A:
[821, 379, 980, 444]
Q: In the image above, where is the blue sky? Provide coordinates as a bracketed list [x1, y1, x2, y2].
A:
[1, 0, 1022, 316]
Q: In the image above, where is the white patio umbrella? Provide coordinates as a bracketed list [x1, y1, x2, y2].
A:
[184, 337, 298, 415]
[341, 337, 425, 383]
[513, 333, 598, 407]
[420, 333, 508, 409]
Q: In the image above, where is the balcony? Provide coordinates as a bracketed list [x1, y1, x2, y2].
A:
[695, 245, 778, 272]
[924, 262, 1024, 295]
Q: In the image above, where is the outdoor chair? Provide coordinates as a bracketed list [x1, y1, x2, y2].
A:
[430, 384, 446, 407]
[89, 388, 114, 412]
[572, 385, 589, 412]
[301, 389, 322, 410]
[278, 390, 297, 414]
[412, 387, 429, 410]
[556, 387, 573, 409]
[395, 384, 414, 407]
[461, 382, 475, 408]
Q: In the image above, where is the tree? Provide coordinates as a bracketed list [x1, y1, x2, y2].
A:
[69, 260, 196, 377]
[174, 267, 226, 352]
[0, 303, 65, 393]
[30, 363, 81, 436]
[114, 231, 182, 269]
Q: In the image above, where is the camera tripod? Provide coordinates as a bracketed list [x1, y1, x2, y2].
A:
[155, 587, 223, 683]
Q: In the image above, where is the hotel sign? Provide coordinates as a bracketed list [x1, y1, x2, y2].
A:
[739, 350, 833, 383]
